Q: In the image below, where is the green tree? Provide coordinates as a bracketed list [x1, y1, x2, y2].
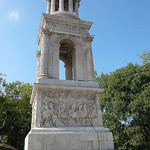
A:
[0, 81, 32, 150]
[137, 49, 150, 65]
[97, 51, 150, 149]
[0, 73, 6, 97]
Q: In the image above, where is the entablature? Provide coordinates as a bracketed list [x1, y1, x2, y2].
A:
[37, 13, 93, 44]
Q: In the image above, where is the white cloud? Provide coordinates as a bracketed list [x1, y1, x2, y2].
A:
[8, 10, 20, 21]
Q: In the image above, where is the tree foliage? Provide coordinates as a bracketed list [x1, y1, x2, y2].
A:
[0, 81, 32, 150]
[97, 51, 150, 149]
[0, 73, 6, 98]
[137, 49, 150, 65]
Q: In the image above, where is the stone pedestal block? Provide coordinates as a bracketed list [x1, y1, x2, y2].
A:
[25, 83, 114, 150]
[25, 127, 114, 150]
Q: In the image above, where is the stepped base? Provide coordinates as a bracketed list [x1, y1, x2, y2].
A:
[25, 127, 114, 150]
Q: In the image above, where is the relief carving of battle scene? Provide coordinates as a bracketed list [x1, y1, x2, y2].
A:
[40, 91, 98, 127]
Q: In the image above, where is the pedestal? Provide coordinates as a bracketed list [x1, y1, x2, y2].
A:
[25, 127, 114, 150]
[24, 81, 114, 150]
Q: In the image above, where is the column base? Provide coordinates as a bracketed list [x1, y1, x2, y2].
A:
[25, 127, 114, 150]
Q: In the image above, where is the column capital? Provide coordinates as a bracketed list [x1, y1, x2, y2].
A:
[40, 28, 52, 37]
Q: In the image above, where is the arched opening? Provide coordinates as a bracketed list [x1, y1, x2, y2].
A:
[59, 39, 75, 80]
[55, 0, 59, 11]
[64, 0, 69, 11]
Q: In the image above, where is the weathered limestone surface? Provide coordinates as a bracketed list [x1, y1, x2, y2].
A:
[25, 0, 114, 149]
[36, 13, 95, 82]
[25, 83, 114, 150]
[25, 127, 114, 150]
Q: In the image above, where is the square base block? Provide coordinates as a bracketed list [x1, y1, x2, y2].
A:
[25, 127, 114, 150]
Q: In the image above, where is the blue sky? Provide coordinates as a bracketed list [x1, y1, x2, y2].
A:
[0, 0, 150, 83]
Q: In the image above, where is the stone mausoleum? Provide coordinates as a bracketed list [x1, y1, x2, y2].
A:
[25, 0, 114, 150]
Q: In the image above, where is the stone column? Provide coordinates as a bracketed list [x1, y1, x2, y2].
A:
[59, 0, 64, 11]
[39, 33, 50, 78]
[51, 0, 55, 13]
[69, 0, 73, 13]
[75, 0, 79, 16]
[46, 0, 51, 14]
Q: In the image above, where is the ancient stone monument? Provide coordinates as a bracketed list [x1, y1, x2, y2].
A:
[25, 0, 114, 150]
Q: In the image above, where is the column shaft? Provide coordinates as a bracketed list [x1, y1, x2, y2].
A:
[59, 0, 64, 11]
[75, 0, 78, 16]
[69, 0, 73, 12]
[51, 0, 55, 13]
[46, 0, 51, 14]
[39, 36, 49, 78]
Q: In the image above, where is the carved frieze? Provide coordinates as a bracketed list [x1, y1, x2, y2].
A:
[40, 91, 98, 127]
[46, 22, 88, 35]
